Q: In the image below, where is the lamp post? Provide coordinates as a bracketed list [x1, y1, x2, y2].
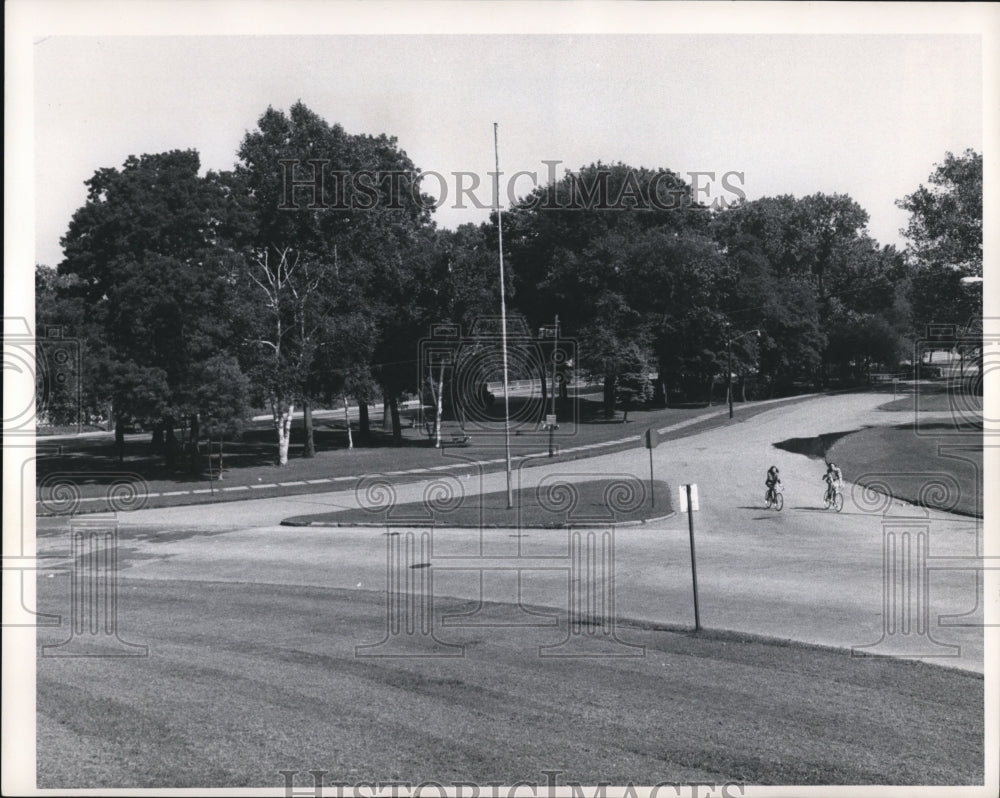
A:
[726, 327, 761, 419]
[541, 315, 560, 457]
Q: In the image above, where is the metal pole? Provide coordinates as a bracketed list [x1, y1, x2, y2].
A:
[686, 484, 701, 631]
[551, 315, 559, 418]
[494, 123, 513, 508]
[727, 336, 733, 419]
[549, 314, 558, 458]
[648, 447, 655, 508]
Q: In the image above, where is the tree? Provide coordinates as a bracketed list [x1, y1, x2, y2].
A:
[55, 151, 249, 461]
[897, 149, 982, 331]
[238, 246, 324, 465]
[710, 193, 897, 392]
[232, 102, 436, 454]
[505, 163, 709, 414]
[615, 342, 655, 422]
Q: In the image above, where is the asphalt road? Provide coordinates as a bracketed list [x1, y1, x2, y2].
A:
[34, 391, 985, 671]
[26, 391, 990, 789]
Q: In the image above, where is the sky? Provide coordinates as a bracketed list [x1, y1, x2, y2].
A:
[18, 8, 992, 270]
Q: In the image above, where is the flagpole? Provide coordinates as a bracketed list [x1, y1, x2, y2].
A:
[494, 122, 513, 508]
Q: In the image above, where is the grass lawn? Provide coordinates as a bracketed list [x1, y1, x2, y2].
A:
[36, 577, 984, 787]
[282, 478, 674, 527]
[874, 379, 983, 417]
[826, 424, 982, 517]
[765, 382, 983, 517]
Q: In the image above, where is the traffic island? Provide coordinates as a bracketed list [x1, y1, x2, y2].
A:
[281, 478, 674, 527]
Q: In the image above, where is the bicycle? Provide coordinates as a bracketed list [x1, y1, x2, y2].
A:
[765, 483, 784, 511]
[823, 481, 844, 512]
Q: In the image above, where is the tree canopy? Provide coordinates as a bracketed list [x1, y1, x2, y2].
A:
[44, 105, 979, 460]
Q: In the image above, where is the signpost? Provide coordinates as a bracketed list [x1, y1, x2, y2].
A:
[680, 483, 701, 631]
[644, 427, 658, 507]
[546, 413, 559, 458]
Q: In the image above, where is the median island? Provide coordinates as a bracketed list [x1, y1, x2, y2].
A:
[282, 478, 674, 527]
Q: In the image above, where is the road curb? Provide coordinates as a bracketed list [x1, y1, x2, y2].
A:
[280, 511, 678, 529]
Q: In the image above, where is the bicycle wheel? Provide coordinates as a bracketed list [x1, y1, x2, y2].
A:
[833, 492, 844, 513]
[823, 491, 832, 509]
[765, 490, 773, 509]
[775, 492, 784, 511]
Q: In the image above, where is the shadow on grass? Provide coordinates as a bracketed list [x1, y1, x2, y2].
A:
[773, 430, 857, 460]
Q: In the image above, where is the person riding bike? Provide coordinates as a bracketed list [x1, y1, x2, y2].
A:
[822, 461, 843, 501]
[765, 465, 782, 501]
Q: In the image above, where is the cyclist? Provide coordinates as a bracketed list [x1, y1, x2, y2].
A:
[823, 461, 843, 502]
[765, 465, 782, 502]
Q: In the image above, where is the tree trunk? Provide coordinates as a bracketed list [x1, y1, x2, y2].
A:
[434, 361, 445, 448]
[740, 377, 748, 403]
[276, 403, 294, 466]
[164, 416, 178, 469]
[389, 396, 402, 442]
[382, 391, 393, 432]
[114, 416, 125, 464]
[358, 402, 370, 440]
[188, 414, 201, 473]
[151, 420, 164, 453]
[603, 374, 616, 418]
[653, 379, 666, 408]
[302, 400, 315, 458]
[343, 396, 354, 450]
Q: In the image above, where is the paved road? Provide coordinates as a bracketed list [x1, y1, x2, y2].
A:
[36, 391, 986, 672]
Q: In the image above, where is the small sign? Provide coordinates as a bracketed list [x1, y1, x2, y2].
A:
[679, 484, 700, 513]
[546, 414, 557, 427]
[644, 427, 659, 449]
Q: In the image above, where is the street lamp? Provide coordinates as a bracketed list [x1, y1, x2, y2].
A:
[727, 328, 761, 419]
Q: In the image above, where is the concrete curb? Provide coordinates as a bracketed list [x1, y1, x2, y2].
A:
[280, 511, 678, 529]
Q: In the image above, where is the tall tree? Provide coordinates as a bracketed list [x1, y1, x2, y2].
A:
[897, 149, 982, 331]
[232, 103, 436, 454]
[505, 163, 708, 413]
[711, 193, 896, 392]
[55, 150, 248, 459]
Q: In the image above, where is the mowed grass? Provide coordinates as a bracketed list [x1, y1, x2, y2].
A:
[828, 424, 982, 517]
[36, 578, 983, 788]
[875, 379, 983, 416]
[282, 479, 674, 527]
